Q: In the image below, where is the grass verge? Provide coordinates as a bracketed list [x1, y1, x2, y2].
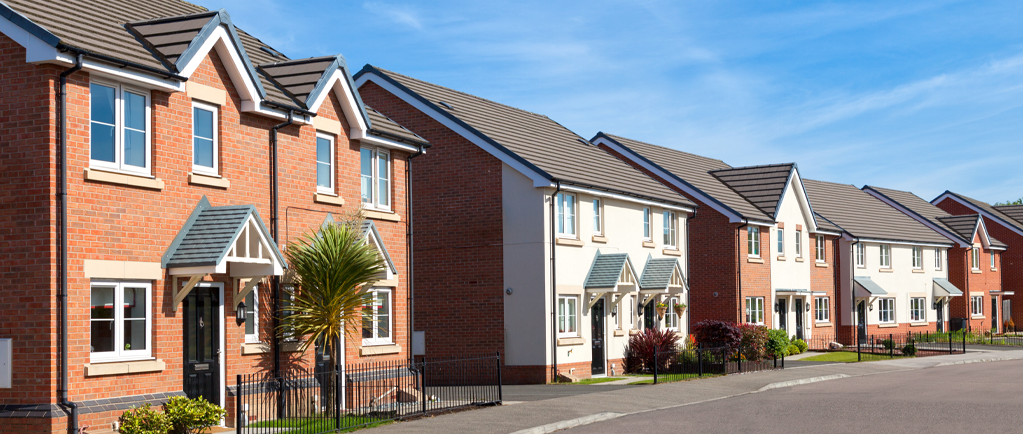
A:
[556, 377, 627, 385]
[248, 416, 392, 434]
[800, 352, 911, 363]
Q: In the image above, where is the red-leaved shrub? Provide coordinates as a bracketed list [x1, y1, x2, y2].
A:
[693, 320, 741, 351]
[623, 328, 680, 373]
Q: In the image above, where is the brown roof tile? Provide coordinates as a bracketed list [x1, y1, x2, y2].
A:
[365, 106, 427, 145]
[865, 186, 1006, 248]
[938, 191, 1023, 235]
[710, 163, 794, 219]
[803, 180, 951, 245]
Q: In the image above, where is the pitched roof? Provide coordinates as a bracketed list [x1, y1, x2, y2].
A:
[592, 134, 771, 222]
[584, 253, 631, 289]
[864, 186, 1006, 248]
[162, 196, 284, 269]
[638, 257, 680, 290]
[994, 205, 1023, 224]
[936, 191, 1023, 235]
[933, 278, 963, 297]
[365, 106, 428, 145]
[709, 163, 794, 219]
[125, 11, 217, 71]
[854, 276, 888, 296]
[803, 179, 951, 245]
[356, 66, 694, 208]
[814, 212, 843, 234]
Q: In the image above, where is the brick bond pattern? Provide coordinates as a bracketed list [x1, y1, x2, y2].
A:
[0, 36, 411, 432]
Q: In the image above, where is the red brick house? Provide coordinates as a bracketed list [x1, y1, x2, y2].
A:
[355, 66, 695, 384]
[592, 134, 842, 342]
[933, 191, 1019, 329]
[0, 1, 426, 432]
[865, 186, 1007, 333]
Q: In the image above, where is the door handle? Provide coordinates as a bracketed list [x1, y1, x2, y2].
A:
[217, 349, 222, 356]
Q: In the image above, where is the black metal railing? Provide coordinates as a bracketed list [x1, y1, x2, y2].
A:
[802, 332, 966, 361]
[234, 353, 502, 433]
[911, 330, 1023, 347]
[652, 346, 784, 384]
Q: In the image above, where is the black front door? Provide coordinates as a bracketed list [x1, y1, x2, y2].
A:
[857, 301, 867, 344]
[778, 299, 788, 333]
[936, 300, 945, 333]
[794, 299, 804, 341]
[183, 286, 220, 405]
[643, 302, 655, 330]
[591, 299, 606, 376]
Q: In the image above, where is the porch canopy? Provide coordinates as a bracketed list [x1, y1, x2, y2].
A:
[776, 288, 810, 294]
[583, 251, 638, 311]
[853, 276, 888, 298]
[638, 256, 687, 296]
[932, 278, 963, 298]
[162, 196, 286, 310]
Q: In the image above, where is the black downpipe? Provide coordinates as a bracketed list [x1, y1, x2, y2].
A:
[58, 54, 83, 434]
[685, 208, 696, 334]
[270, 111, 294, 378]
[406, 143, 429, 362]
[737, 220, 748, 324]
[550, 181, 561, 382]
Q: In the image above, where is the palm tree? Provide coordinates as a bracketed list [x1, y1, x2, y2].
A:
[280, 213, 385, 365]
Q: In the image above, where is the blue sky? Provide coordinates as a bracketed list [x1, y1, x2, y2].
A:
[209, 0, 1023, 204]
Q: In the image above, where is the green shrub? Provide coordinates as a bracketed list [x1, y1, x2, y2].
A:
[786, 344, 800, 355]
[766, 329, 790, 357]
[164, 396, 225, 434]
[119, 403, 171, 434]
[793, 339, 808, 353]
[881, 339, 896, 350]
[737, 323, 769, 361]
[902, 343, 917, 357]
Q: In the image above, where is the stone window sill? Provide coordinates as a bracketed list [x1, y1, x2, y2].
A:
[972, 315, 986, 320]
[912, 269, 925, 274]
[188, 172, 229, 189]
[642, 241, 656, 248]
[629, 330, 641, 336]
[364, 209, 401, 222]
[878, 323, 898, 328]
[663, 249, 682, 257]
[360, 344, 401, 356]
[991, 268, 998, 272]
[776, 256, 786, 261]
[84, 359, 165, 377]
[314, 193, 345, 206]
[592, 235, 608, 243]
[814, 322, 833, 327]
[84, 168, 164, 190]
[557, 337, 585, 346]
[910, 322, 929, 327]
[556, 238, 584, 247]
[971, 270, 982, 274]
[242, 343, 270, 355]
[879, 268, 893, 273]
[747, 257, 764, 264]
[795, 257, 805, 262]
[613, 329, 627, 337]
[282, 342, 305, 353]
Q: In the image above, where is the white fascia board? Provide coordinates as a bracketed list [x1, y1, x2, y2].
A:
[356, 73, 551, 188]
[178, 26, 259, 107]
[592, 136, 743, 223]
[239, 101, 312, 124]
[812, 229, 844, 236]
[865, 189, 968, 248]
[309, 70, 368, 136]
[933, 193, 1023, 238]
[358, 134, 421, 153]
[745, 220, 774, 228]
[558, 184, 694, 214]
[854, 237, 952, 249]
[0, 14, 59, 64]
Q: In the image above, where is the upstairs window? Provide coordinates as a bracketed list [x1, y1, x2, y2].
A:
[748, 227, 760, 257]
[90, 81, 151, 175]
[361, 148, 390, 209]
[191, 102, 218, 176]
[934, 249, 942, 270]
[856, 243, 866, 268]
[556, 193, 577, 238]
[795, 230, 802, 257]
[643, 208, 652, 241]
[991, 251, 997, 269]
[663, 211, 677, 248]
[316, 134, 334, 194]
[593, 199, 603, 236]
[971, 247, 980, 270]
[880, 244, 891, 268]
[912, 246, 922, 269]
[815, 236, 826, 262]
[777, 228, 785, 256]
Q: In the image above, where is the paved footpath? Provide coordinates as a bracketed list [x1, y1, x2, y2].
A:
[368, 349, 1023, 434]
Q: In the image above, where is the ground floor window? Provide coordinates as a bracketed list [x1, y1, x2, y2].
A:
[558, 295, 578, 337]
[972, 296, 983, 316]
[280, 284, 297, 342]
[243, 284, 259, 343]
[910, 297, 926, 322]
[815, 297, 830, 322]
[90, 281, 152, 362]
[879, 298, 895, 323]
[745, 297, 765, 325]
[665, 297, 680, 330]
[362, 288, 392, 346]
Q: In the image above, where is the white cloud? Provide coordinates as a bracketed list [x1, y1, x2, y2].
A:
[362, 2, 424, 30]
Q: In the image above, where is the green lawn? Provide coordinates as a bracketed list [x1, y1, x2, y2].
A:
[628, 373, 723, 385]
[248, 416, 391, 434]
[557, 377, 627, 385]
[800, 352, 911, 362]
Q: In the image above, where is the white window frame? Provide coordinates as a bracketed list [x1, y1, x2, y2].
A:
[360, 147, 391, 210]
[558, 295, 579, 337]
[971, 295, 983, 316]
[971, 247, 980, 270]
[592, 199, 603, 236]
[777, 228, 785, 256]
[815, 297, 830, 323]
[856, 243, 866, 268]
[243, 286, 259, 344]
[910, 297, 926, 322]
[280, 284, 298, 342]
[745, 297, 765, 325]
[934, 248, 942, 270]
[643, 207, 652, 241]
[991, 251, 996, 269]
[90, 281, 152, 363]
[191, 101, 219, 176]
[89, 79, 152, 176]
[795, 230, 802, 258]
[556, 192, 578, 238]
[665, 297, 681, 330]
[316, 133, 335, 195]
[815, 235, 826, 262]
[912, 246, 922, 269]
[880, 244, 891, 268]
[879, 298, 895, 324]
[663, 211, 677, 249]
[748, 227, 761, 258]
[362, 288, 393, 346]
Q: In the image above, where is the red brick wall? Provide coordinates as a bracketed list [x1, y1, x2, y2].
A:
[740, 226, 772, 328]
[357, 81, 506, 361]
[810, 235, 838, 334]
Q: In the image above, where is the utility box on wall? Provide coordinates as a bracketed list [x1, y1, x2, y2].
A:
[0, 339, 10, 388]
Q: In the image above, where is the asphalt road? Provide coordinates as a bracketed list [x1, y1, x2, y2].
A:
[502, 384, 635, 402]
[566, 358, 1023, 434]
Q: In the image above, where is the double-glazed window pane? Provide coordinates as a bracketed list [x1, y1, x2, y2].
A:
[593, 200, 601, 234]
[362, 289, 391, 343]
[912, 247, 922, 268]
[90, 286, 116, 353]
[90, 84, 117, 163]
[815, 298, 829, 322]
[816, 236, 825, 261]
[748, 227, 760, 256]
[795, 231, 802, 256]
[316, 136, 332, 189]
[777, 229, 784, 254]
[122, 91, 147, 168]
[361, 148, 390, 208]
[856, 244, 865, 266]
[972, 296, 982, 315]
[880, 245, 891, 267]
[123, 287, 147, 351]
[910, 298, 925, 322]
[746, 297, 764, 324]
[556, 193, 575, 236]
[244, 291, 256, 336]
[643, 208, 651, 239]
[89, 82, 149, 172]
[193, 107, 215, 169]
[663, 212, 676, 247]
[377, 152, 389, 207]
[361, 148, 373, 202]
[558, 296, 577, 335]
[91, 282, 150, 361]
[879, 299, 894, 323]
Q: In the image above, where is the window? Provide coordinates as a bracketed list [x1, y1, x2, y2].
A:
[191, 102, 218, 175]
[795, 230, 802, 257]
[815, 297, 830, 323]
[934, 249, 942, 270]
[879, 244, 891, 268]
[665, 297, 680, 330]
[558, 295, 578, 337]
[244, 288, 258, 343]
[748, 227, 760, 257]
[629, 296, 635, 329]
[280, 285, 297, 342]
[745, 297, 764, 324]
[815, 235, 826, 262]
[912, 246, 922, 269]
[643, 207, 652, 241]
[991, 251, 997, 269]
[90, 281, 151, 362]
[777, 228, 785, 256]
[361, 288, 392, 345]
[971, 247, 980, 270]
[910, 297, 926, 322]
[663, 211, 677, 248]
[556, 193, 577, 238]
[971, 296, 983, 316]
[316, 134, 334, 194]
[879, 298, 895, 323]
[90, 81, 151, 175]
[856, 243, 866, 268]
[360, 148, 390, 209]
[593, 199, 602, 235]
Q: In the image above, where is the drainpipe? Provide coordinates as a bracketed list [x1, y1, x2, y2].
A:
[406, 143, 429, 363]
[685, 208, 696, 335]
[736, 220, 748, 324]
[550, 181, 561, 382]
[57, 54, 83, 434]
[270, 111, 294, 377]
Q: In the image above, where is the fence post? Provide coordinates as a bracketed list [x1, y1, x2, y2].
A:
[334, 365, 341, 430]
[697, 346, 703, 377]
[963, 330, 967, 353]
[421, 358, 428, 415]
[737, 348, 742, 373]
[653, 351, 659, 385]
[889, 333, 893, 358]
[235, 375, 242, 431]
[496, 352, 503, 403]
[949, 332, 953, 353]
[857, 334, 862, 362]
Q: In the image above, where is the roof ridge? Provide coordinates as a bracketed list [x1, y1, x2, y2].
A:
[804, 178, 856, 188]
[603, 133, 733, 169]
[711, 162, 794, 173]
